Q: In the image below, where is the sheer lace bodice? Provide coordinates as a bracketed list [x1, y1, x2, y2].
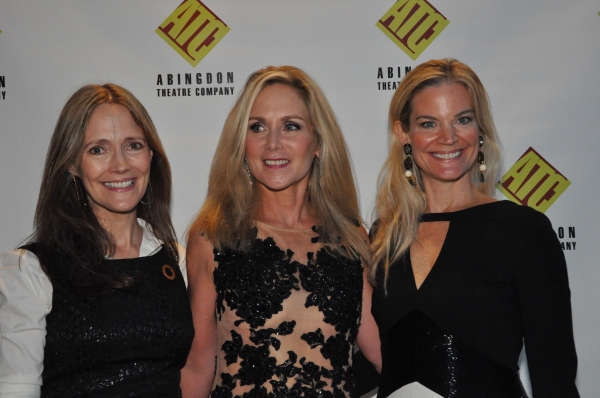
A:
[211, 222, 364, 397]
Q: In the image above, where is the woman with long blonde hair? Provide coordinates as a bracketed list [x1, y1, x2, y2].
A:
[370, 59, 578, 397]
[181, 66, 381, 397]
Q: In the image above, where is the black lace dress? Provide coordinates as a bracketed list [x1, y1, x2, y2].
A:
[210, 222, 364, 398]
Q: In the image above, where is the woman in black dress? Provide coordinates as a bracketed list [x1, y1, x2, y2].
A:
[370, 59, 578, 397]
[181, 66, 381, 397]
[0, 84, 194, 397]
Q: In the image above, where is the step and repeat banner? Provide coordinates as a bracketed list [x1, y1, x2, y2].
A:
[1, 1, 599, 396]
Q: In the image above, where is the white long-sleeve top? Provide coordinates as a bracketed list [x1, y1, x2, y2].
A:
[0, 219, 186, 398]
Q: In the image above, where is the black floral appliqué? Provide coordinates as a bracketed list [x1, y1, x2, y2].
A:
[214, 231, 300, 329]
[300, 249, 363, 337]
[211, 229, 363, 397]
[250, 321, 296, 351]
[237, 344, 277, 386]
[223, 330, 244, 365]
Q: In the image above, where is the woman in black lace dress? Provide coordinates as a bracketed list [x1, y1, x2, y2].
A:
[0, 84, 194, 397]
[181, 66, 381, 397]
[370, 59, 579, 397]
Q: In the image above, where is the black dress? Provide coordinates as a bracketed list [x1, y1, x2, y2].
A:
[28, 244, 194, 398]
[210, 222, 364, 397]
[372, 201, 579, 398]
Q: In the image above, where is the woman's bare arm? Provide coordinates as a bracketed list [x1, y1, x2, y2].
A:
[180, 234, 219, 398]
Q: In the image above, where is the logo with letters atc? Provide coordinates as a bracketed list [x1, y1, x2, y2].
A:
[156, 0, 230, 67]
[376, 0, 449, 61]
[496, 147, 571, 213]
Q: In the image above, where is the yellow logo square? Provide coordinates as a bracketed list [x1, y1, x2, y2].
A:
[376, 0, 449, 61]
[496, 147, 571, 213]
[156, 0, 230, 67]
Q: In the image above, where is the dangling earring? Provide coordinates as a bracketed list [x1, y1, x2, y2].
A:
[244, 158, 253, 186]
[478, 135, 487, 183]
[319, 167, 324, 188]
[140, 181, 154, 205]
[72, 175, 80, 201]
[72, 175, 86, 206]
[403, 143, 416, 187]
[314, 156, 324, 188]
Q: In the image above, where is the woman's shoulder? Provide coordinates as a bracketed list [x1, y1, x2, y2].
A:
[1, 247, 42, 274]
[185, 231, 220, 284]
[187, 230, 214, 248]
[465, 201, 559, 252]
[0, 247, 53, 310]
[186, 232, 218, 263]
[483, 200, 552, 229]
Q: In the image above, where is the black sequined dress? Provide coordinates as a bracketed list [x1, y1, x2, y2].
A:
[34, 245, 194, 398]
[210, 222, 364, 398]
[372, 201, 579, 398]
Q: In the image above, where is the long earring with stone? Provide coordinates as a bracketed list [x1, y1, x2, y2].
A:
[403, 143, 416, 187]
[478, 135, 487, 183]
[244, 158, 253, 186]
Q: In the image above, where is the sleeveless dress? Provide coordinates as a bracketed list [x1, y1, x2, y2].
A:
[210, 222, 364, 398]
[28, 244, 195, 397]
[372, 201, 579, 398]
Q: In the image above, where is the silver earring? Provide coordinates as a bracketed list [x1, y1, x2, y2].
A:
[140, 181, 154, 205]
[478, 135, 487, 183]
[314, 156, 324, 187]
[244, 158, 253, 186]
[318, 159, 324, 187]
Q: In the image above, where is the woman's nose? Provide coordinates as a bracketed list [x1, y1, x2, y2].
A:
[110, 150, 130, 173]
[266, 130, 283, 150]
[438, 124, 458, 145]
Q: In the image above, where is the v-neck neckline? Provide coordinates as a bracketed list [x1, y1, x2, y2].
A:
[408, 220, 452, 292]
[401, 202, 508, 293]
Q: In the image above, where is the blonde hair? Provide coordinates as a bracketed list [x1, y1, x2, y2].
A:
[371, 58, 502, 284]
[190, 66, 369, 261]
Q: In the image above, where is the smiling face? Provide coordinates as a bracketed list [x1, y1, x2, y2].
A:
[396, 83, 480, 188]
[73, 103, 153, 220]
[245, 83, 319, 195]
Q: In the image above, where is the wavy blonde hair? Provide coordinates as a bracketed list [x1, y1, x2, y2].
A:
[371, 58, 503, 284]
[190, 66, 369, 261]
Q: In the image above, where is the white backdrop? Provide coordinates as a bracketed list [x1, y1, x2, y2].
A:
[1, 1, 599, 396]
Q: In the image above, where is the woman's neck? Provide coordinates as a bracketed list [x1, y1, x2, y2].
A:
[423, 177, 495, 213]
[95, 211, 144, 259]
[255, 186, 316, 230]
